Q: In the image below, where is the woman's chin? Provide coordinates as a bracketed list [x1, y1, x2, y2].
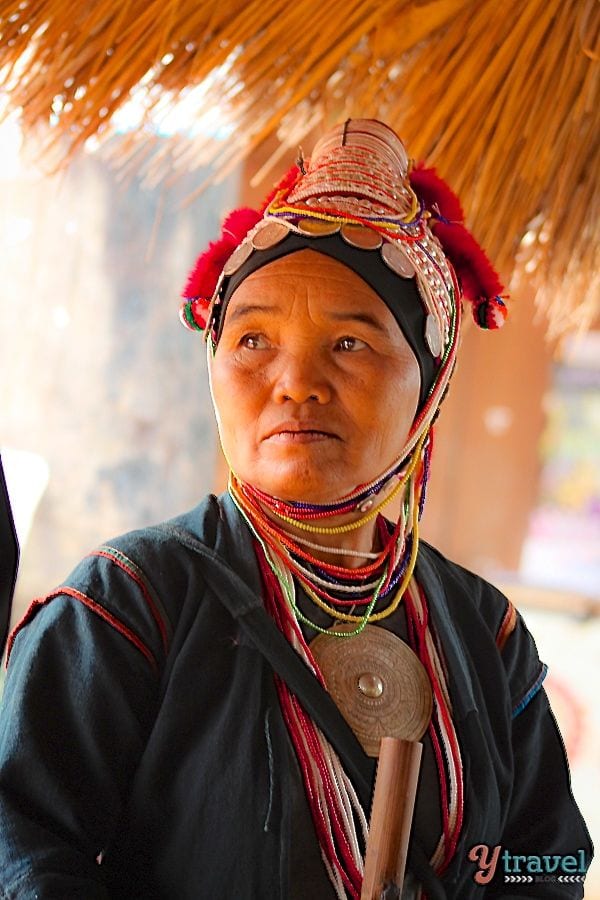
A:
[261, 480, 343, 505]
[250, 461, 353, 505]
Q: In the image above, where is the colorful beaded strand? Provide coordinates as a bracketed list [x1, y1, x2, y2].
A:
[258, 549, 367, 898]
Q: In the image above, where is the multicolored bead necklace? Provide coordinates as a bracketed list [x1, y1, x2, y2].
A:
[229, 428, 429, 635]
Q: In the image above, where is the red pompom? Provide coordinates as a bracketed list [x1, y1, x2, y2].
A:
[410, 163, 507, 322]
[182, 166, 300, 306]
[409, 164, 464, 223]
[472, 296, 508, 329]
[183, 236, 235, 300]
[222, 207, 262, 242]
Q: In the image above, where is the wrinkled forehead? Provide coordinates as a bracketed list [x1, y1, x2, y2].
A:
[229, 246, 366, 289]
[225, 249, 393, 309]
[216, 236, 434, 405]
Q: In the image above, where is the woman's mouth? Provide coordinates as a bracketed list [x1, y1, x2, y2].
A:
[265, 429, 338, 444]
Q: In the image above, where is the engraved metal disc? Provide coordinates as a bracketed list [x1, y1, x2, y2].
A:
[222, 240, 254, 276]
[425, 313, 443, 357]
[297, 218, 341, 236]
[310, 623, 433, 757]
[381, 242, 416, 278]
[340, 223, 383, 250]
[251, 220, 291, 250]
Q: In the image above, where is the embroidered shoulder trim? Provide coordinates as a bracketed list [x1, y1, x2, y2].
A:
[495, 599, 517, 651]
[6, 587, 158, 670]
[90, 545, 171, 654]
[512, 662, 548, 718]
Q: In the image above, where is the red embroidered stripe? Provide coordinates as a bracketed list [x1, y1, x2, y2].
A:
[496, 600, 517, 651]
[6, 587, 157, 670]
[90, 548, 169, 654]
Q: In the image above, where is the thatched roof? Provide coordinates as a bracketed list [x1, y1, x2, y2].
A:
[1, 0, 598, 333]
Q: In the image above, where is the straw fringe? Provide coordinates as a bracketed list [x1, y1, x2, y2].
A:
[0, 0, 598, 332]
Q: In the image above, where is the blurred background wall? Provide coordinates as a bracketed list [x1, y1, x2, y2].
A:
[1, 124, 235, 601]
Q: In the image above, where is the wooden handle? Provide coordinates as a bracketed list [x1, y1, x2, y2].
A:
[361, 737, 423, 900]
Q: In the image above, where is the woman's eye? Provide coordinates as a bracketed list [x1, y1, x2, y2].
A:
[240, 333, 265, 349]
[335, 336, 366, 352]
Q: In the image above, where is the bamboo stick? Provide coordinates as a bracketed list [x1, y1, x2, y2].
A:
[361, 738, 423, 900]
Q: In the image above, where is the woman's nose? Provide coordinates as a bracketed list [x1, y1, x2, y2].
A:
[272, 351, 332, 404]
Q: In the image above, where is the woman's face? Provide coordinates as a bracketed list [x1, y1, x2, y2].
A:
[210, 250, 420, 503]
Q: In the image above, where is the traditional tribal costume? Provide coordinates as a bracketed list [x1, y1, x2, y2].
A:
[176, 119, 548, 897]
[0, 120, 591, 900]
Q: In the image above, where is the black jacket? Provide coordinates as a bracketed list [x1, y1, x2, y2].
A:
[0, 494, 592, 898]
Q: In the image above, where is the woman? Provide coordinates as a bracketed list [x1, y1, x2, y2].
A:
[0, 119, 591, 898]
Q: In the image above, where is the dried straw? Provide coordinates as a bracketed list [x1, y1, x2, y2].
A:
[0, 0, 598, 332]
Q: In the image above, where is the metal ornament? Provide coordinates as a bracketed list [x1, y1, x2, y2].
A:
[380, 242, 416, 278]
[425, 313, 443, 357]
[222, 240, 254, 276]
[297, 218, 341, 236]
[251, 220, 291, 250]
[340, 223, 384, 250]
[310, 623, 433, 758]
[357, 497, 375, 513]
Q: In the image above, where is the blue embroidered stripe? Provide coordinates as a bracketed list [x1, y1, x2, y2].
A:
[512, 662, 548, 718]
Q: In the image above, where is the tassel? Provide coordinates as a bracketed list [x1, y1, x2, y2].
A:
[472, 296, 508, 329]
[179, 297, 210, 331]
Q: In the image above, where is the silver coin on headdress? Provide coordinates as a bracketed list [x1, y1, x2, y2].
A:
[381, 242, 416, 279]
[340, 223, 383, 250]
[251, 220, 291, 250]
[425, 314, 443, 357]
[297, 218, 341, 236]
[223, 241, 254, 276]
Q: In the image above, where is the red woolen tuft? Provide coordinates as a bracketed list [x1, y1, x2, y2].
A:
[409, 164, 464, 223]
[431, 220, 505, 304]
[222, 207, 262, 242]
[183, 236, 235, 299]
[260, 164, 302, 211]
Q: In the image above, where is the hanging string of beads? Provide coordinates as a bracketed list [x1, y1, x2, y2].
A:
[258, 549, 368, 899]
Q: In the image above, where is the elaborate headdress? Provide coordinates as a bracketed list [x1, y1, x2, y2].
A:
[181, 118, 507, 413]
